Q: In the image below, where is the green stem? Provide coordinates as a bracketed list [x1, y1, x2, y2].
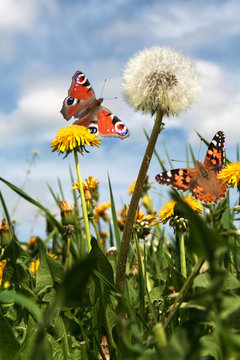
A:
[116, 108, 164, 293]
[134, 231, 145, 331]
[163, 258, 204, 330]
[74, 150, 91, 252]
[64, 236, 71, 271]
[179, 231, 187, 278]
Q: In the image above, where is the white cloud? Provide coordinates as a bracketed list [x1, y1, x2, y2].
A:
[0, 81, 65, 146]
[149, 1, 240, 39]
[0, 0, 58, 31]
[181, 60, 240, 144]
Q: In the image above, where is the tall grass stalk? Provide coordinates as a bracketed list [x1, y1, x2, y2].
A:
[116, 108, 164, 293]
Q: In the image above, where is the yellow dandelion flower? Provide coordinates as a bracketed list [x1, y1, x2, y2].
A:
[0, 259, 7, 285]
[28, 236, 37, 248]
[218, 162, 240, 188]
[48, 250, 57, 260]
[73, 177, 99, 191]
[0, 219, 9, 232]
[159, 200, 176, 224]
[50, 125, 101, 157]
[94, 202, 111, 220]
[142, 194, 153, 211]
[128, 181, 136, 194]
[160, 196, 203, 224]
[85, 176, 99, 189]
[60, 200, 73, 212]
[3, 281, 10, 289]
[29, 258, 40, 278]
[183, 195, 203, 214]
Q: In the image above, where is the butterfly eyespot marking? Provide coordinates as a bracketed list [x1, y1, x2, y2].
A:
[115, 121, 129, 137]
[88, 125, 99, 135]
[75, 73, 86, 84]
[66, 97, 79, 106]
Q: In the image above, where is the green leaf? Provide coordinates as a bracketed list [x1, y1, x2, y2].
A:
[171, 191, 227, 262]
[0, 307, 19, 358]
[0, 290, 41, 323]
[165, 253, 185, 292]
[46, 333, 66, 360]
[35, 241, 54, 294]
[193, 272, 211, 288]
[200, 333, 221, 360]
[89, 237, 114, 288]
[148, 286, 165, 301]
[3, 237, 30, 263]
[61, 257, 96, 307]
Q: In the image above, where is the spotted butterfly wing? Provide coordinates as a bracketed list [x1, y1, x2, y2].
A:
[60, 71, 129, 139]
[155, 131, 228, 203]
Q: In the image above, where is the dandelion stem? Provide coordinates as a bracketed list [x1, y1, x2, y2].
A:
[179, 231, 187, 278]
[116, 108, 164, 293]
[74, 150, 91, 252]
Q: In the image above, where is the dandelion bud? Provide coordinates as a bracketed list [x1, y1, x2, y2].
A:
[0, 219, 12, 247]
[60, 201, 75, 225]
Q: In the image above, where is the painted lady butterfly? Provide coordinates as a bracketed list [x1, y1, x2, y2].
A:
[60, 71, 129, 139]
[155, 131, 228, 203]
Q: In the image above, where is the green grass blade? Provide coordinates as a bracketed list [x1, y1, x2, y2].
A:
[108, 174, 121, 252]
[144, 129, 167, 171]
[189, 143, 196, 168]
[163, 141, 173, 169]
[185, 144, 190, 168]
[47, 183, 61, 207]
[0, 177, 61, 232]
[57, 177, 65, 200]
[0, 191, 15, 237]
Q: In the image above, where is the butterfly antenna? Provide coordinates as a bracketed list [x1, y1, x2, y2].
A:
[104, 96, 118, 101]
[171, 159, 194, 164]
[99, 78, 107, 98]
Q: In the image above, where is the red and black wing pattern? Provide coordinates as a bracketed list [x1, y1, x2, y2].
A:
[60, 71, 95, 121]
[61, 71, 129, 139]
[96, 106, 129, 139]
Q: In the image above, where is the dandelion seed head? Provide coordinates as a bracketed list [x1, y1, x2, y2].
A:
[122, 46, 200, 115]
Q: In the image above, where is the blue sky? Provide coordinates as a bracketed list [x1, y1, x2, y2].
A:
[1, 0, 240, 241]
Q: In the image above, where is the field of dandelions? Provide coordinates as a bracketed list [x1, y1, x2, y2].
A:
[1, 46, 240, 360]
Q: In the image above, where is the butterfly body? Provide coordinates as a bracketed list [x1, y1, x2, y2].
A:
[61, 71, 129, 139]
[155, 131, 228, 203]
